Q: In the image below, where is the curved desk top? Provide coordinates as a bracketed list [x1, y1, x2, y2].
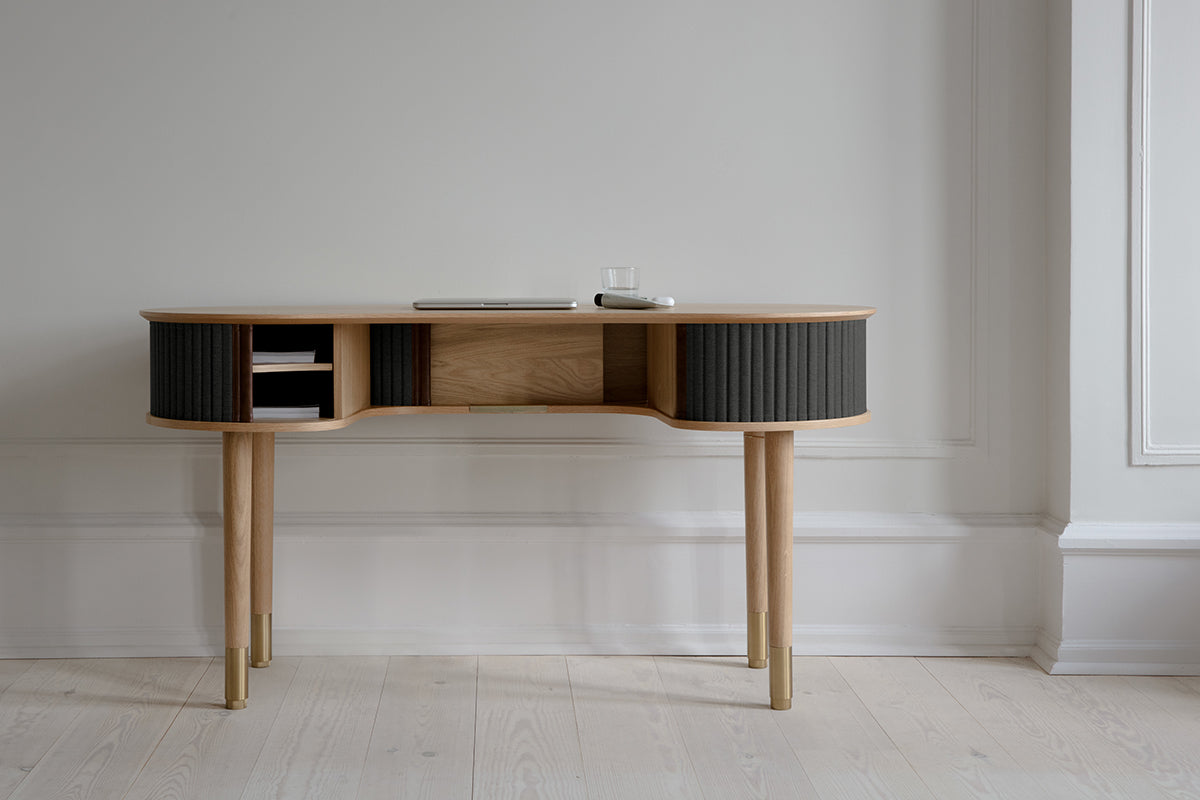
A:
[142, 303, 874, 434]
[141, 303, 875, 325]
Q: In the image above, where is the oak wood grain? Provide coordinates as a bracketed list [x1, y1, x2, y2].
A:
[602, 324, 647, 404]
[357, 656, 478, 800]
[568, 656, 703, 799]
[141, 304, 877, 325]
[430, 323, 603, 406]
[148, 407, 871, 433]
[655, 656, 820, 800]
[833, 657, 1050, 799]
[646, 324, 679, 417]
[223, 432, 252, 650]
[251, 432, 274, 618]
[5, 659, 208, 800]
[922, 658, 1174, 800]
[765, 431, 793, 651]
[772, 657, 935, 799]
[473, 656, 586, 800]
[7, 657, 1200, 800]
[241, 656, 389, 799]
[0, 661, 34, 696]
[743, 433, 767, 625]
[0, 660, 115, 798]
[123, 657, 301, 800]
[334, 323, 371, 418]
[973, 663, 1200, 799]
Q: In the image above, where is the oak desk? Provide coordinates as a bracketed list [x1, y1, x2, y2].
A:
[141, 304, 875, 710]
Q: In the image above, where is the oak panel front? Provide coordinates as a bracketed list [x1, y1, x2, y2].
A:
[430, 323, 604, 406]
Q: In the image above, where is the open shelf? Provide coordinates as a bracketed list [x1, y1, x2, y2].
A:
[249, 324, 335, 421]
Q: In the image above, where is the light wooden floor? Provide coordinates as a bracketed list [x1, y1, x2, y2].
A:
[3, 656, 1200, 799]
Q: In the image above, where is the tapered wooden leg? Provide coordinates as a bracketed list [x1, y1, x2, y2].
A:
[251, 433, 274, 668]
[744, 433, 768, 669]
[223, 432, 252, 710]
[765, 430, 794, 710]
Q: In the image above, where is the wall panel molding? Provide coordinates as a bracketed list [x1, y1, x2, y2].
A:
[1130, 0, 1200, 464]
[1131, 0, 1156, 462]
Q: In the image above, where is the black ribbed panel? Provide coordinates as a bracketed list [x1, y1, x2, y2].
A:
[370, 324, 416, 406]
[149, 322, 235, 421]
[682, 320, 866, 422]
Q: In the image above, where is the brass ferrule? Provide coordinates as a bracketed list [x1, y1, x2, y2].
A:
[769, 646, 793, 710]
[748, 612, 768, 669]
[225, 647, 248, 709]
[251, 613, 272, 668]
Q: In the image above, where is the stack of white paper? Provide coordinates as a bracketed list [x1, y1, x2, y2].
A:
[252, 405, 321, 420]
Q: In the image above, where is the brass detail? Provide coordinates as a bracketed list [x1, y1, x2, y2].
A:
[769, 646, 793, 710]
[225, 647, 248, 710]
[251, 613, 272, 668]
[747, 612, 768, 668]
[469, 405, 549, 414]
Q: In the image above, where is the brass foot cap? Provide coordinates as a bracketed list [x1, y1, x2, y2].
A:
[749, 658, 767, 669]
[769, 645, 793, 710]
[226, 700, 247, 710]
[251, 661, 271, 668]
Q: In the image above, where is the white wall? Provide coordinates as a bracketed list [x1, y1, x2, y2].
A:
[1032, 0, 1200, 675]
[1, 1, 1051, 658]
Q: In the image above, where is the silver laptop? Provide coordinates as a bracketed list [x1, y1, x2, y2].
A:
[412, 297, 577, 310]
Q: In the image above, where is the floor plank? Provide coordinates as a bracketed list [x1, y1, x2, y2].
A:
[5, 658, 208, 800]
[0, 660, 115, 799]
[357, 656, 478, 800]
[0, 661, 36, 696]
[833, 657, 1047, 800]
[1126, 674, 1200, 733]
[5, 656, 1200, 800]
[123, 656, 301, 800]
[773, 657, 935, 800]
[655, 656, 820, 800]
[568, 656, 703, 800]
[921, 658, 1173, 800]
[473, 656, 587, 800]
[1027, 670, 1200, 798]
[240, 656, 389, 800]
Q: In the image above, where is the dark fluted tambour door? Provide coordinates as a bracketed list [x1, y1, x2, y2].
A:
[149, 321, 236, 422]
[369, 324, 416, 406]
[682, 320, 866, 423]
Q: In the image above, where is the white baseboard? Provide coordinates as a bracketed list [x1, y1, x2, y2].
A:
[1034, 523, 1200, 675]
[1032, 631, 1200, 675]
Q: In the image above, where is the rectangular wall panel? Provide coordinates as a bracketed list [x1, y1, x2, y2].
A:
[1131, 0, 1200, 462]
